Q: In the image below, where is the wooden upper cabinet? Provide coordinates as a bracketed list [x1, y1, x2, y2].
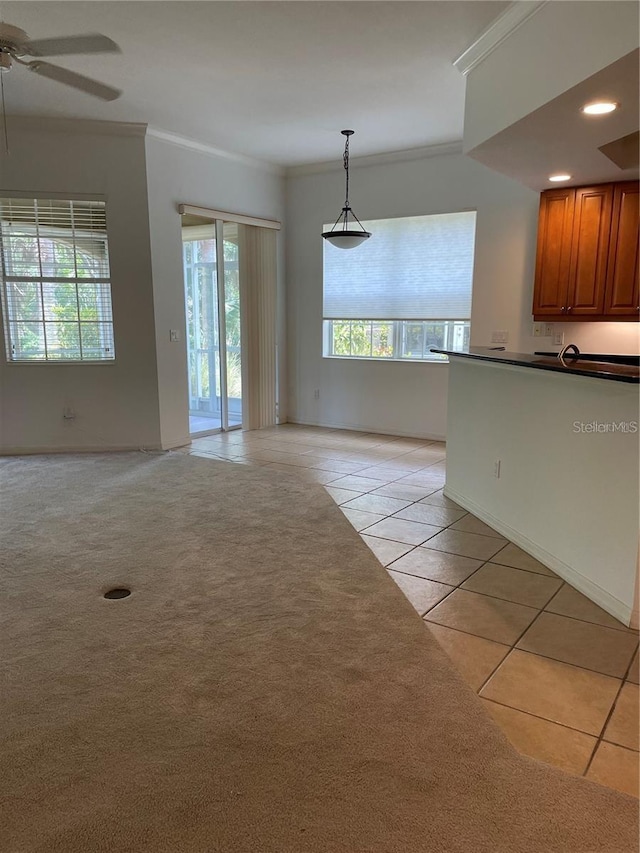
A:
[566, 185, 613, 316]
[533, 188, 575, 316]
[533, 180, 639, 321]
[604, 181, 639, 316]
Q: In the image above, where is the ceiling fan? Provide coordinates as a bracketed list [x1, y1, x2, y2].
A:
[0, 21, 122, 101]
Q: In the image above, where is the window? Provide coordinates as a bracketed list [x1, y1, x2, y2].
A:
[323, 211, 476, 361]
[0, 198, 115, 362]
[326, 319, 470, 360]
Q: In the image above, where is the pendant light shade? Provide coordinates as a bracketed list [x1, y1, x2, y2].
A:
[322, 130, 371, 249]
[324, 231, 370, 249]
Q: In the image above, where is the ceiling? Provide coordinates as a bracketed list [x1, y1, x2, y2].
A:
[469, 48, 640, 191]
[1, 1, 508, 167]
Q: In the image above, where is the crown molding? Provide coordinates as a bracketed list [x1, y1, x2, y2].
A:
[5, 116, 460, 178]
[3, 115, 284, 174]
[146, 127, 285, 175]
[3, 115, 147, 137]
[286, 140, 463, 178]
[453, 1, 548, 77]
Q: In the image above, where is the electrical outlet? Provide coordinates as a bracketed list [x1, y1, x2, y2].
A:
[553, 331, 564, 346]
[491, 330, 508, 344]
[170, 329, 180, 342]
[493, 459, 501, 479]
[313, 389, 320, 400]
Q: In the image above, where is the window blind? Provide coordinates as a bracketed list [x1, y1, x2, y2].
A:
[323, 211, 476, 320]
[0, 198, 114, 361]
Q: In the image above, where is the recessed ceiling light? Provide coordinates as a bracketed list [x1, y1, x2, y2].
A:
[549, 174, 572, 182]
[581, 101, 618, 115]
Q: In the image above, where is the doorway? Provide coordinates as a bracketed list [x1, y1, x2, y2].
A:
[182, 215, 242, 435]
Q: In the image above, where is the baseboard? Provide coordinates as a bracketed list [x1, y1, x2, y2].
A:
[444, 486, 633, 627]
[161, 435, 192, 450]
[287, 418, 445, 443]
[1, 444, 163, 455]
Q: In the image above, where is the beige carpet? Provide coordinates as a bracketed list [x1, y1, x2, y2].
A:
[1, 452, 637, 853]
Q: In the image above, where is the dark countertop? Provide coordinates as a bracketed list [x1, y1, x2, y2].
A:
[430, 347, 640, 384]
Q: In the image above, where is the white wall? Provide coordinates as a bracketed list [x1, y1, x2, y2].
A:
[286, 149, 640, 440]
[464, 1, 639, 153]
[445, 358, 639, 625]
[2, 120, 634, 453]
[144, 135, 286, 448]
[534, 322, 640, 357]
[0, 121, 161, 452]
[286, 150, 541, 439]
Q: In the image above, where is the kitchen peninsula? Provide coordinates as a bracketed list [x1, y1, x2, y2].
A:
[433, 348, 639, 627]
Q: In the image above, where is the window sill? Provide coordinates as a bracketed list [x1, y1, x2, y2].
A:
[323, 355, 450, 365]
[5, 360, 117, 366]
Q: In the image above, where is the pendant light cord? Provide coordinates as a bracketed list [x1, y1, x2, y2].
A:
[343, 134, 350, 209]
[321, 129, 370, 243]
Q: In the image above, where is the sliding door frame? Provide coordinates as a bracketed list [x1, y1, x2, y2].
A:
[214, 219, 231, 431]
[180, 203, 281, 433]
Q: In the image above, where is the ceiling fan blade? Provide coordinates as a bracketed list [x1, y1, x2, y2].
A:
[23, 34, 120, 57]
[28, 61, 121, 101]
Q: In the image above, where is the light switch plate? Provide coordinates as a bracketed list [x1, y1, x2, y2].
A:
[170, 329, 180, 342]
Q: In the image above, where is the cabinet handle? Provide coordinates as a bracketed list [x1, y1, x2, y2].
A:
[567, 306, 572, 312]
[561, 306, 566, 313]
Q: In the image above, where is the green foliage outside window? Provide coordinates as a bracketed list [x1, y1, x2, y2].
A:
[331, 320, 393, 358]
[3, 232, 112, 360]
[327, 318, 469, 360]
[184, 237, 242, 405]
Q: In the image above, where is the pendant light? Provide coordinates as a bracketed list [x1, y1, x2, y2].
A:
[322, 130, 371, 249]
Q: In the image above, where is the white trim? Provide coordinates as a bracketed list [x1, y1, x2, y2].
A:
[179, 203, 281, 231]
[0, 444, 163, 454]
[453, 1, 548, 76]
[287, 418, 445, 443]
[323, 355, 449, 365]
[443, 485, 633, 627]
[160, 435, 192, 451]
[147, 126, 284, 175]
[286, 141, 463, 178]
[0, 190, 107, 203]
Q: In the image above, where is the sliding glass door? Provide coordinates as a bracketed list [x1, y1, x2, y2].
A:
[182, 215, 242, 434]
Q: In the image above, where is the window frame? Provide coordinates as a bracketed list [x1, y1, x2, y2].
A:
[323, 319, 470, 362]
[322, 210, 475, 362]
[0, 195, 116, 365]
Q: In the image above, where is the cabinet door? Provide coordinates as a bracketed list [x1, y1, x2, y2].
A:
[533, 189, 574, 316]
[604, 181, 639, 316]
[565, 185, 613, 316]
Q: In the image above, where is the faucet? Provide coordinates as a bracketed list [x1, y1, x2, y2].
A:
[559, 343, 580, 363]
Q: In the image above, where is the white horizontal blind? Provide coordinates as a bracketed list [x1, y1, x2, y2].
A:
[0, 198, 115, 361]
[323, 211, 476, 320]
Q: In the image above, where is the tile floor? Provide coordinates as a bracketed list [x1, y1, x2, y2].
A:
[189, 415, 242, 436]
[177, 423, 639, 799]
